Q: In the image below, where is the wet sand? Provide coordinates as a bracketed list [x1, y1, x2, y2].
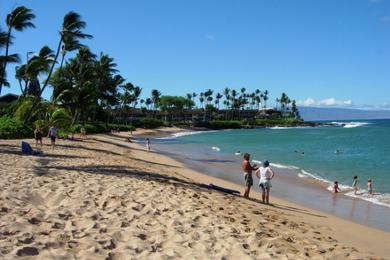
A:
[0, 128, 389, 259]
[151, 136, 390, 232]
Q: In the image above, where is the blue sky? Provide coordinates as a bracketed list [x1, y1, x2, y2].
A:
[1, 0, 389, 108]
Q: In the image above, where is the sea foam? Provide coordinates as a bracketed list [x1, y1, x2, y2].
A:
[331, 121, 370, 128]
[157, 130, 216, 140]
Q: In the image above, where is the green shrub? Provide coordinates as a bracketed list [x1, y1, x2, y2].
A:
[133, 118, 164, 129]
[255, 118, 302, 126]
[0, 117, 32, 139]
[70, 122, 135, 134]
[206, 120, 242, 129]
[108, 124, 136, 132]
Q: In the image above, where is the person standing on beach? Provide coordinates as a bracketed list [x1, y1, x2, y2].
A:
[352, 176, 359, 195]
[367, 179, 373, 196]
[48, 125, 58, 148]
[255, 160, 275, 204]
[241, 153, 258, 198]
[146, 138, 150, 152]
[34, 127, 43, 147]
[80, 127, 86, 140]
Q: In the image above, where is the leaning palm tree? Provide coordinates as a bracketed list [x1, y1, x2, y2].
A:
[42, 11, 92, 99]
[1, 6, 35, 93]
[59, 35, 84, 71]
[26, 11, 92, 122]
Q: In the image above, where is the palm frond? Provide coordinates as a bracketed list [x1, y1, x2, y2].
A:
[6, 6, 36, 31]
[0, 53, 21, 63]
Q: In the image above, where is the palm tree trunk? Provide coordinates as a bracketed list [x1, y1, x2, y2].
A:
[0, 28, 12, 94]
[71, 110, 79, 126]
[59, 51, 66, 73]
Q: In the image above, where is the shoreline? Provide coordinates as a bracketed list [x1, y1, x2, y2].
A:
[0, 129, 389, 258]
[133, 128, 390, 257]
[145, 126, 390, 225]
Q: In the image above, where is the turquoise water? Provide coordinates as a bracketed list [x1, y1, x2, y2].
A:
[164, 119, 390, 207]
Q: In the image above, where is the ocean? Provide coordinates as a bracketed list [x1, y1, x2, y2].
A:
[146, 119, 390, 230]
[160, 119, 390, 206]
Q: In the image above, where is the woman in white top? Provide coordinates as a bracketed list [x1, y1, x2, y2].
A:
[255, 160, 275, 204]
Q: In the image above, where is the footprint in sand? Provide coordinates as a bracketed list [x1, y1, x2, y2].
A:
[15, 246, 39, 257]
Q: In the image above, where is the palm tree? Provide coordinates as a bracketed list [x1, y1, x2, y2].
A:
[132, 86, 142, 108]
[186, 93, 194, 110]
[94, 52, 121, 107]
[13, 46, 54, 97]
[215, 92, 223, 110]
[151, 89, 161, 110]
[25, 46, 55, 97]
[263, 90, 269, 108]
[275, 98, 280, 111]
[26, 11, 91, 122]
[51, 48, 97, 125]
[42, 12, 92, 99]
[145, 98, 152, 110]
[199, 92, 205, 109]
[0, 6, 35, 94]
[59, 34, 84, 71]
[204, 89, 213, 105]
[240, 87, 246, 97]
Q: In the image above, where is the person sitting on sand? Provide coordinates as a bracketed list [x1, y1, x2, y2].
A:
[47, 125, 58, 148]
[333, 181, 341, 193]
[352, 176, 359, 195]
[34, 127, 43, 147]
[367, 179, 373, 196]
[255, 160, 275, 204]
[241, 153, 258, 198]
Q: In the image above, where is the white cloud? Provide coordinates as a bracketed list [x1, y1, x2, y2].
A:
[297, 97, 353, 107]
[297, 98, 316, 106]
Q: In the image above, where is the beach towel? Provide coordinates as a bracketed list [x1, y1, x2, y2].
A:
[21, 141, 42, 155]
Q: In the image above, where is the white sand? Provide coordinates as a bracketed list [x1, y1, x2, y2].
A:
[0, 129, 388, 259]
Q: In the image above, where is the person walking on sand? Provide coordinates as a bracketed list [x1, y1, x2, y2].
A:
[241, 153, 258, 198]
[352, 176, 359, 195]
[146, 138, 150, 152]
[80, 127, 86, 140]
[34, 127, 43, 147]
[367, 179, 373, 196]
[48, 125, 58, 148]
[255, 160, 275, 204]
[333, 181, 341, 193]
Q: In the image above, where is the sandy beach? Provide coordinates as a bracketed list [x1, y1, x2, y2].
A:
[0, 128, 389, 259]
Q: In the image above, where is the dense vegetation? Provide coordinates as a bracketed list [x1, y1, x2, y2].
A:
[0, 5, 304, 139]
[0, 117, 32, 139]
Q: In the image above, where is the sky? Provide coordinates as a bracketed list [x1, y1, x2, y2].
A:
[0, 0, 389, 109]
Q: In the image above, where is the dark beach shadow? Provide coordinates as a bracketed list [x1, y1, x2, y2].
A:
[0, 143, 86, 159]
[56, 143, 122, 156]
[130, 158, 180, 169]
[35, 164, 206, 192]
[245, 197, 326, 218]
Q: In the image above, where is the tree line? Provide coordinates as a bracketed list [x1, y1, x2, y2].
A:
[0, 5, 300, 129]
